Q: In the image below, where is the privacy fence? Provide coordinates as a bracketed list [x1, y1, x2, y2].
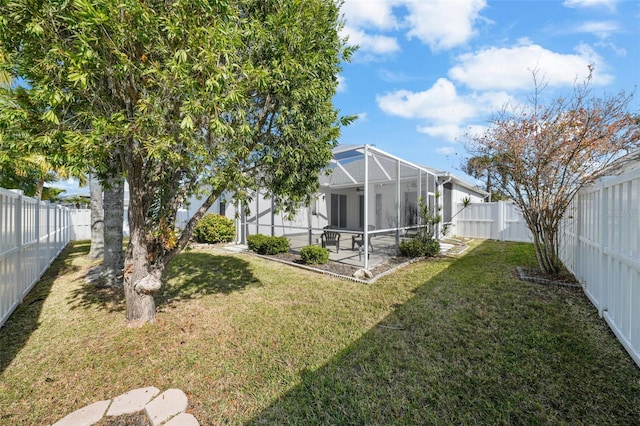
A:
[451, 201, 532, 243]
[451, 164, 640, 368]
[0, 188, 70, 328]
[559, 166, 640, 368]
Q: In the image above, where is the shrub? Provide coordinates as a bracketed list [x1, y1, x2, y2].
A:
[399, 237, 440, 258]
[300, 245, 330, 265]
[247, 234, 267, 252]
[423, 238, 441, 257]
[193, 214, 235, 244]
[399, 238, 426, 257]
[247, 234, 290, 255]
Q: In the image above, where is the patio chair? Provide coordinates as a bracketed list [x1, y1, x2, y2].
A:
[321, 229, 341, 253]
[352, 225, 375, 252]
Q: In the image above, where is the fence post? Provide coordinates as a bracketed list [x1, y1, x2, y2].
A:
[45, 201, 51, 271]
[599, 180, 608, 317]
[575, 193, 582, 280]
[35, 198, 41, 282]
[15, 193, 22, 295]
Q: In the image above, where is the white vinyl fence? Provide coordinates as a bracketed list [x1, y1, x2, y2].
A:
[451, 165, 640, 368]
[0, 188, 70, 328]
[559, 165, 640, 368]
[68, 208, 129, 240]
[451, 201, 532, 243]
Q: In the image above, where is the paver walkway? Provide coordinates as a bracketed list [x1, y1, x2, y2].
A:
[52, 387, 198, 426]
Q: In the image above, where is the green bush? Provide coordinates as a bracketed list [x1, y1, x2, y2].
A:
[300, 245, 330, 265]
[246, 234, 290, 255]
[399, 237, 440, 258]
[423, 238, 441, 257]
[192, 214, 235, 243]
[399, 238, 426, 257]
[247, 234, 268, 252]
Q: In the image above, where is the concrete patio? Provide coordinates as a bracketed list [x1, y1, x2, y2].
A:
[283, 231, 462, 269]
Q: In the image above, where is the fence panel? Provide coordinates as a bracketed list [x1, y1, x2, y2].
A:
[452, 201, 532, 242]
[0, 188, 70, 328]
[559, 166, 640, 368]
[452, 202, 495, 239]
[69, 209, 92, 240]
[453, 171, 640, 368]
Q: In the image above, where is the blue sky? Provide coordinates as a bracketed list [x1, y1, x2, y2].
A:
[334, 0, 640, 178]
[56, 0, 639, 195]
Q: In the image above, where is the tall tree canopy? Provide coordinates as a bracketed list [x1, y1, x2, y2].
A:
[467, 70, 639, 275]
[0, 0, 352, 324]
[0, 85, 85, 197]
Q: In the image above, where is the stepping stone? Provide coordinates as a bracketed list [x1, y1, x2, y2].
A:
[163, 412, 200, 426]
[52, 400, 110, 426]
[145, 388, 188, 426]
[106, 386, 160, 417]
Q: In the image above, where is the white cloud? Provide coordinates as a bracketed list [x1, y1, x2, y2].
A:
[404, 0, 488, 51]
[572, 21, 619, 39]
[448, 42, 613, 91]
[419, 125, 464, 142]
[563, 0, 617, 11]
[339, 0, 488, 58]
[377, 78, 515, 142]
[340, 26, 401, 56]
[377, 78, 476, 123]
[436, 146, 457, 155]
[356, 112, 368, 121]
[378, 69, 412, 83]
[594, 41, 627, 57]
[341, 0, 400, 30]
[337, 75, 347, 93]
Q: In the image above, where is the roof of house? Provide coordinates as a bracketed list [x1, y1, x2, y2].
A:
[321, 144, 488, 196]
[600, 149, 640, 177]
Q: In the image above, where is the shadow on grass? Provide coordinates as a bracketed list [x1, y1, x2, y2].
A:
[247, 241, 640, 425]
[159, 251, 261, 307]
[0, 241, 88, 375]
[67, 251, 260, 313]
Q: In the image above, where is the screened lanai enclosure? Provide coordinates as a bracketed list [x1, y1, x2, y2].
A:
[236, 145, 442, 270]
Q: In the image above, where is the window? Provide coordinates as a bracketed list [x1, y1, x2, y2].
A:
[330, 194, 347, 228]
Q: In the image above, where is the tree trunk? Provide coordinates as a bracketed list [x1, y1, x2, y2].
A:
[122, 156, 221, 325]
[35, 178, 45, 199]
[124, 211, 159, 325]
[88, 175, 104, 259]
[123, 166, 158, 325]
[100, 174, 125, 286]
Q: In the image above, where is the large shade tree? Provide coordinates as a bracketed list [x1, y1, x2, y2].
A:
[467, 70, 640, 275]
[0, 85, 86, 197]
[0, 0, 352, 324]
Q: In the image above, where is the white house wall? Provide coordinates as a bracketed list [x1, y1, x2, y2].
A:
[226, 190, 330, 240]
[446, 183, 486, 223]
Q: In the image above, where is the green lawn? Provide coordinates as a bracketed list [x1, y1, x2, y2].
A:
[1, 240, 639, 425]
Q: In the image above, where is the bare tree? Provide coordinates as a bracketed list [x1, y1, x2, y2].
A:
[467, 69, 640, 275]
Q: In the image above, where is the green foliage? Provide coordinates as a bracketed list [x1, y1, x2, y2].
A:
[0, 86, 86, 196]
[400, 196, 441, 258]
[399, 239, 425, 257]
[192, 214, 235, 244]
[247, 234, 290, 255]
[247, 234, 268, 253]
[399, 238, 440, 258]
[0, 0, 352, 322]
[300, 245, 330, 265]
